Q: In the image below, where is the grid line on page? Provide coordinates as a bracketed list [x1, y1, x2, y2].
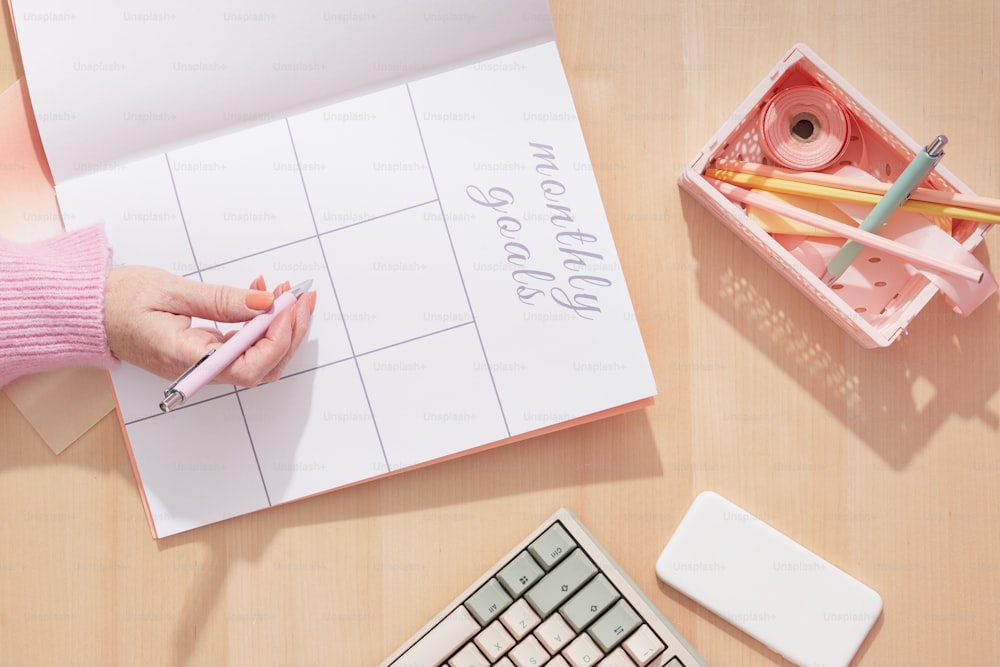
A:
[283, 116, 391, 476]
[405, 83, 511, 438]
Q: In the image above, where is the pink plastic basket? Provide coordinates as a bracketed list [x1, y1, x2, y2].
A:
[679, 43, 993, 348]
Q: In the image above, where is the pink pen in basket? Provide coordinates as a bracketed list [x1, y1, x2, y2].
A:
[158, 279, 313, 413]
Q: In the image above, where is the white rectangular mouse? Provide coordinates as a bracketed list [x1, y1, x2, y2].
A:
[656, 491, 882, 667]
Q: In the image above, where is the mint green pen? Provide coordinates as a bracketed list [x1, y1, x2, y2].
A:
[823, 135, 947, 284]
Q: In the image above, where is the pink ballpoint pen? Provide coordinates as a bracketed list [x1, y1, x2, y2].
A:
[159, 279, 313, 413]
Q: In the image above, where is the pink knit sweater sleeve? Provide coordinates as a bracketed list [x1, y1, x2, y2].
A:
[0, 225, 118, 387]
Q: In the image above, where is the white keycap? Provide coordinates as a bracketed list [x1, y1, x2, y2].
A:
[448, 642, 489, 667]
[508, 634, 550, 667]
[597, 647, 638, 666]
[548, 656, 571, 667]
[475, 620, 516, 662]
[535, 613, 576, 653]
[564, 632, 604, 667]
[392, 606, 481, 666]
[494, 658, 515, 667]
[501, 598, 541, 640]
[622, 624, 666, 665]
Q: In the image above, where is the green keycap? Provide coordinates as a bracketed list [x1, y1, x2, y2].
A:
[497, 550, 545, 597]
[464, 578, 512, 625]
[527, 523, 576, 570]
[588, 599, 641, 652]
[559, 573, 620, 632]
[524, 549, 597, 617]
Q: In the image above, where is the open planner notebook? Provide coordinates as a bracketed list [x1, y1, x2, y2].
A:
[12, 0, 655, 538]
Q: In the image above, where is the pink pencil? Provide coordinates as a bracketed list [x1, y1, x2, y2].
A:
[707, 178, 984, 284]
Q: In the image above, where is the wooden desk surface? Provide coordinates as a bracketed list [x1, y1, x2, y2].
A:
[2, 2, 999, 665]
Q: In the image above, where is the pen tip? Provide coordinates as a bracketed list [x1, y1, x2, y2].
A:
[290, 279, 314, 296]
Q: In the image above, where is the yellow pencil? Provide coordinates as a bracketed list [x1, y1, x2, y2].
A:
[708, 178, 985, 284]
[705, 169, 1000, 225]
[715, 158, 1000, 215]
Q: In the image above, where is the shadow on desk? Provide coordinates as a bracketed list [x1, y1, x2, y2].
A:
[0, 396, 659, 664]
[656, 578, 882, 667]
[680, 189, 1000, 468]
[162, 407, 659, 664]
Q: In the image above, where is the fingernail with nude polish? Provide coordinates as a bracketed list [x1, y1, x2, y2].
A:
[307, 291, 317, 314]
[246, 291, 274, 310]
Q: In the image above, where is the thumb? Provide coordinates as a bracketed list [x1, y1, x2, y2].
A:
[174, 277, 275, 323]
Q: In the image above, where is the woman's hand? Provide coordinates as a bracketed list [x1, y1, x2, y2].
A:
[103, 266, 315, 387]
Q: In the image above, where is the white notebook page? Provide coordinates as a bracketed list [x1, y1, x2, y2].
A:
[13, 2, 656, 537]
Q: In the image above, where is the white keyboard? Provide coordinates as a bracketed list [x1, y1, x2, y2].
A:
[380, 508, 708, 667]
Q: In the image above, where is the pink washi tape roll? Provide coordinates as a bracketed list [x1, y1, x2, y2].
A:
[759, 85, 850, 170]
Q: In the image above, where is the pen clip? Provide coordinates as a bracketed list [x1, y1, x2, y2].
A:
[160, 349, 217, 412]
[165, 349, 216, 394]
